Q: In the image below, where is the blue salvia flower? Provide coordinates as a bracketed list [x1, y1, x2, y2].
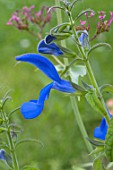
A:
[16, 54, 75, 119]
[0, 149, 6, 161]
[38, 35, 63, 56]
[79, 30, 90, 49]
[94, 109, 112, 140]
[94, 118, 108, 140]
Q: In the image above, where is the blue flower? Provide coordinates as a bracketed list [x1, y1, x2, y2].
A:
[94, 118, 108, 140]
[79, 30, 90, 49]
[16, 53, 75, 119]
[44, 35, 56, 44]
[38, 35, 63, 56]
[0, 149, 6, 161]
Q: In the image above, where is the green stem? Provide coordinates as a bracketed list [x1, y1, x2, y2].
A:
[70, 97, 94, 153]
[68, 11, 110, 124]
[2, 110, 19, 170]
[55, 0, 93, 154]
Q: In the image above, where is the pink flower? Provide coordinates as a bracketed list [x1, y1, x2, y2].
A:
[80, 20, 86, 25]
[98, 15, 106, 20]
[7, 21, 12, 25]
[90, 12, 95, 17]
[108, 12, 113, 26]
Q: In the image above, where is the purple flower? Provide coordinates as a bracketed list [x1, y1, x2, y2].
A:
[16, 54, 75, 119]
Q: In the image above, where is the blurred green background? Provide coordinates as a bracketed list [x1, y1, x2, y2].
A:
[0, 0, 113, 169]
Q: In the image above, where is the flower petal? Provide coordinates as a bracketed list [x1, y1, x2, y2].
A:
[38, 83, 53, 104]
[79, 30, 90, 49]
[20, 83, 53, 119]
[44, 35, 56, 44]
[16, 53, 61, 83]
[20, 101, 44, 119]
[38, 40, 63, 56]
[0, 149, 6, 161]
[94, 118, 108, 140]
[53, 79, 75, 93]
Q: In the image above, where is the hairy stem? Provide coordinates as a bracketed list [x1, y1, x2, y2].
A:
[2, 110, 19, 170]
[55, 0, 94, 154]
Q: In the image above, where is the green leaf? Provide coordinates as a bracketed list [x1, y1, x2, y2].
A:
[75, 9, 95, 20]
[85, 90, 106, 115]
[87, 43, 112, 56]
[93, 158, 105, 170]
[50, 22, 70, 34]
[100, 84, 113, 95]
[69, 65, 87, 84]
[15, 138, 44, 149]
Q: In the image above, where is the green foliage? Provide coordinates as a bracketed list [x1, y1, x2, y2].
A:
[69, 65, 87, 84]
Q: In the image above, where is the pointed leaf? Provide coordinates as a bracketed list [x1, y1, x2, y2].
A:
[87, 43, 112, 56]
[69, 65, 87, 84]
[15, 138, 44, 149]
[100, 84, 113, 95]
[75, 9, 95, 20]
